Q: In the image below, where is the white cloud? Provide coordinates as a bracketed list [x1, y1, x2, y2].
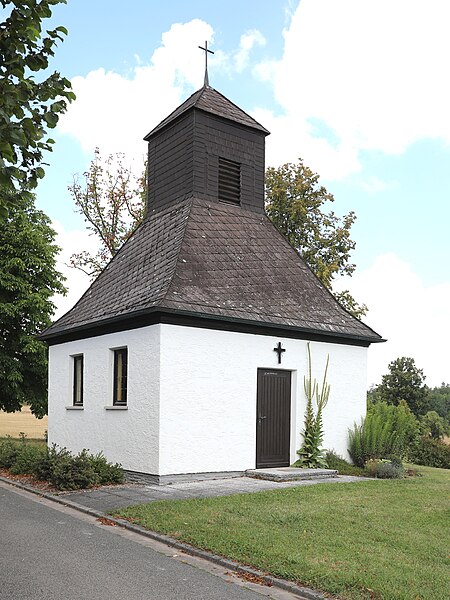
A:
[51, 221, 98, 320]
[57, 20, 266, 168]
[357, 176, 391, 195]
[333, 253, 450, 387]
[57, 19, 214, 165]
[234, 30, 266, 73]
[255, 0, 450, 178]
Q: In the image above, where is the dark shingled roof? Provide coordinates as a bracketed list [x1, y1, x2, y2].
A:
[144, 85, 270, 139]
[42, 198, 382, 344]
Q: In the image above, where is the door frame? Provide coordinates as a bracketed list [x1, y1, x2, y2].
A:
[255, 368, 292, 469]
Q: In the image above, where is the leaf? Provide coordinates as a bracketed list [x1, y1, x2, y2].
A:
[43, 112, 58, 128]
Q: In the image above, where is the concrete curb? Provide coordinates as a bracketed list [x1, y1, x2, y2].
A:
[0, 475, 328, 600]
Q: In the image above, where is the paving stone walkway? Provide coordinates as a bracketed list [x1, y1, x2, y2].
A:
[61, 474, 366, 512]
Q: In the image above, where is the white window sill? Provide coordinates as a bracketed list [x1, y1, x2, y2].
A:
[66, 406, 84, 410]
[104, 406, 128, 410]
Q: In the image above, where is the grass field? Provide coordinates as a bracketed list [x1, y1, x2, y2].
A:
[0, 407, 47, 439]
[115, 465, 449, 600]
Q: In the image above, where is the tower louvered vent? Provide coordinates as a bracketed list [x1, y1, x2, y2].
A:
[218, 157, 240, 204]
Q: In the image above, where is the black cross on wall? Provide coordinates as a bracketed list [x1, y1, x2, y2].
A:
[273, 342, 286, 364]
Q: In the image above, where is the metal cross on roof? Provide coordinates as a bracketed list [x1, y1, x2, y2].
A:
[198, 40, 214, 87]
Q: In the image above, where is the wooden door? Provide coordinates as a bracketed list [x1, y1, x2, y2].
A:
[256, 369, 291, 468]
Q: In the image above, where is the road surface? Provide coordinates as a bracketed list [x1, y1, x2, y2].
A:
[0, 482, 297, 600]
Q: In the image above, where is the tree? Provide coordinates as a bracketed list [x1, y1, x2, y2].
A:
[426, 383, 450, 421]
[419, 411, 448, 440]
[265, 160, 367, 318]
[376, 357, 429, 417]
[68, 149, 146, 278]
[0, 191, 66, 416]
[0, 0, 75, 216]
[367, 384, 383, 406]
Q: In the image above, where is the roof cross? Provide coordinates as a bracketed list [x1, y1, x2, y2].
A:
[198, 40, 214, 87]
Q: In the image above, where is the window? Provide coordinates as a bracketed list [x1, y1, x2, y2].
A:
[73, 355, 84, 406]
[113, 348, 128, 406]
[218, 157, 240, 204]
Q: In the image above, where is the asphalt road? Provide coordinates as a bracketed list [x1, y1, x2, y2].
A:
[0, 483, 293, 600]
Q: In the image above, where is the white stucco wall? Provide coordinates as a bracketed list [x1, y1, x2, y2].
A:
[48, 322, 367, 476]
[158, 324, 368, 475]
[48, 325, 160, 473]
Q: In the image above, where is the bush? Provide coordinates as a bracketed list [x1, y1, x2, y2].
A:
[325, 451, 365, 476]
[9, 444, 47, 475]
[408, 436, 450, 469]
[37, 446, 124, 491]
[348, 401, 418, 467]
[0, 438, 124, 490]
[0, 437, 20, 468]
[87, 452, 123, 485]
[365, 459, 405, 479]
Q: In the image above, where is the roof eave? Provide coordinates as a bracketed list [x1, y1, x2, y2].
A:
[39, 307, 386, 347]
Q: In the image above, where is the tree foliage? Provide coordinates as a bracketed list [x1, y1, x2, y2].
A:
[419, 411, 448, 440]
[0, 191, 66, 416]
[426, 382, 450, 421]
[265, 160, 367, 318]
[376, 357, 429, 417]
[68, 149, 146, 278]
[0, 0, 75, 216]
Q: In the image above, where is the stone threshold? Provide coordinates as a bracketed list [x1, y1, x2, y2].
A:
[124, 467, 339, 486]
[245, 467, 338, 482]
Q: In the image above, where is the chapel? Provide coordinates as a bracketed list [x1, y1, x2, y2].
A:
[41, 73, 382, 482]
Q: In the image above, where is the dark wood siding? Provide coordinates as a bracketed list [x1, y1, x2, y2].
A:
[147, 112, 194, 212]
[256, 369, 291, 468]
[146, 108, 265, 215]
[194, 111, 265, 213]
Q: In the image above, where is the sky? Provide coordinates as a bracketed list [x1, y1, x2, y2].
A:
[17, 0, 450, 387]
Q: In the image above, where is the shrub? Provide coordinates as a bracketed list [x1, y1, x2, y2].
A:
[348, 401, 418, 467]
[0, 437, 19, 468]
[39, 446, 124, 491]
[9, 444, 47, 475]
[0, 438, 124, 490]
[87, 452, 123, 485]
[408, 436, 450, 469]
[324, 451, 365, 476]
[48, 448, 99, 490]
[365, 459, 405, 479]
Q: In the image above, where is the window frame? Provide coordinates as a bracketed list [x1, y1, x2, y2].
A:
[113, 347, 128, 406]
[72, 354, 84, 407]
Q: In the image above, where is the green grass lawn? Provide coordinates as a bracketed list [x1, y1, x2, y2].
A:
[114, 465, 449, 600]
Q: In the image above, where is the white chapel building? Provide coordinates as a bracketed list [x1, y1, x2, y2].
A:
[41, 83, 383, 483]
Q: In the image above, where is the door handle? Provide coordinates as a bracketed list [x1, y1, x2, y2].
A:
[257, 415, 267, 424]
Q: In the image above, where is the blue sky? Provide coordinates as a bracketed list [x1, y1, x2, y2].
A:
[23, 0, 450, 386]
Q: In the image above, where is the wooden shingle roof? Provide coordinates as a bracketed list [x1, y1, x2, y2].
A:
[41, 198, 383, 345]
[144, 85, 270, 139]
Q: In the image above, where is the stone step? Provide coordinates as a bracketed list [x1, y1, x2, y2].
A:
[245, 467, 338, 482]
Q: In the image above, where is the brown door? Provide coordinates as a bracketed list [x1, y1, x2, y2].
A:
[256, 369, 291, 468]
